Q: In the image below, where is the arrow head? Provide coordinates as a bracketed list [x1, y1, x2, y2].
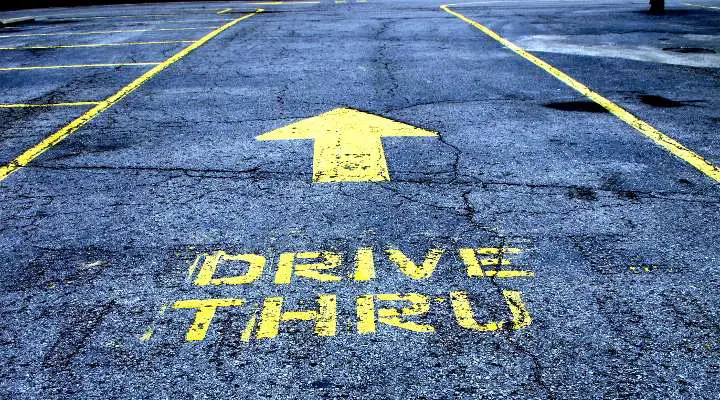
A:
[255, 108, 437, 141]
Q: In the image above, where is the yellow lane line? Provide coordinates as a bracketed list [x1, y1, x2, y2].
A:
[0, 102, 101, 108]
[683, 2, 720, 10]
[0, 9, 264, 183]
[441, 5, 720, 183]
[217, 8, 232, 14]
[0, 40, 195, 51]
[0, 27, 218, 39]
[248, 1, 320, 4]
[48, 13, 181, 20]
[23, 18, 234, 26]
[0, 62, 160, 71]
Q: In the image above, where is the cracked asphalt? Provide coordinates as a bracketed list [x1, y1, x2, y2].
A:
[0, 0, 719, 399]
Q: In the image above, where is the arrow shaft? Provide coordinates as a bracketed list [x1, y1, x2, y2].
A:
[313, 133, 389, 183]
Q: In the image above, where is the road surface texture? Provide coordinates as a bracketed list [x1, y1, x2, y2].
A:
[0, 0, 719, 398]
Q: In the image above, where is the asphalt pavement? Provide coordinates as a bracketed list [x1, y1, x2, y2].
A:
[0, 0, 719, 398]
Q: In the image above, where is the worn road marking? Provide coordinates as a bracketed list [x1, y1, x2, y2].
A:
[217, 8, 232, 14]
[0, 10, 263, 183]
[32, 17, 234, 24]
[47, 13, 182, 20]
[139, 304, 168, 342]
[256, 108, 437, 183]
[0, 101, 101, 108]
[0, 62, 160, 71]
[0, 27, 217, 39]
[0, 41, 195, 51]
[442, 5, 720, 183]
[248, 1, 321, 5]
[684, 2, 720, 10]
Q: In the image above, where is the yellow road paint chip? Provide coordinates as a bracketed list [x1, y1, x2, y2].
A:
[0, 62, 160, 71]
[0, 101, 100, 108]
[256, 108, 437, 183]
[442, 5, 720, 183]
[0, 10, 263, 183]
[217, 8, 232, 14]
[0, 41, 196, 51]
[0, 27, 218, 39]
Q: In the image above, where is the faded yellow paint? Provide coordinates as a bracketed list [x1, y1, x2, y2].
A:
[240, 314, 257, 342]
[139, 327, 155, 342]
[0, 27, 219, 39]
[256, 108, 437, 183]
[274, 251, 343, 284]
[186, 254, 202, 283]
[256, 295, 337, 339]
[139, 304, 168, 342]
[353, 247, 376, 281]
[193, 251, 266, 285]
[458, 247, 534, 278]
[248, 1, 321, 4]
[450, 291, 532, 331]
[173, 298, 245, 341]
[0, 10, 263, 182]
[0, 101, 100, 108]
[684, 2, 720, 10]
[0, 41, 195, 51]
[386, 248, 444, 279]
[442, 4, 720, 183]
[357, 293, 435, 334]
[217, 8, 232, 14]
[46, 13, 181, 20]
[0, 62, 160, 71]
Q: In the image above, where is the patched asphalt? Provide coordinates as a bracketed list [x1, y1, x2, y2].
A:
[0, 0, 719, 399]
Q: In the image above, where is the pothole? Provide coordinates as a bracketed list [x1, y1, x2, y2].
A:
[543, 101, 608, 113]
[638, 94, 702, 108]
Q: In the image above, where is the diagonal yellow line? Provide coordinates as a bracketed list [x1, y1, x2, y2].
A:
[0, 41, 195, 51]
[0, 9, 264, 183]
[217, 8, 233, 14]
[0, 27, 218, 39]
[0, 102, 101, 108]
[442, 5, 720, 183]
[0, 63, 160, 71]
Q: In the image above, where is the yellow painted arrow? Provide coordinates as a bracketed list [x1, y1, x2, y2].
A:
[256, 108, 437, 183]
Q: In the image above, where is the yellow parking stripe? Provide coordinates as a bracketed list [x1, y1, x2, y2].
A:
[0, 102, 100, 108]
[0, 10, 264, 182]
[442, 5, 720, 183]
[0, 41, 195, 51]
[48, 13, 181, 20]
[35, 17, 233, 24]
[0, 27, 218, 39]
[0, 62, 160, 71]
[247, 1, 320, 4]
